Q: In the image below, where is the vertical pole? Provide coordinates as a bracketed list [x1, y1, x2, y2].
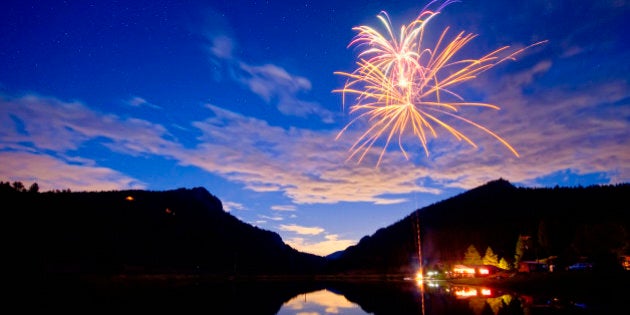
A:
[416, 211, 423, 277]
[416, 211, 425, 315]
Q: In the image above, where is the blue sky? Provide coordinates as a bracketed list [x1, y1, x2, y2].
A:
[1, 0, 628, 256]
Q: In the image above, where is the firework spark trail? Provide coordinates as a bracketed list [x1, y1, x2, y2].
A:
[334, 0, 547, 166]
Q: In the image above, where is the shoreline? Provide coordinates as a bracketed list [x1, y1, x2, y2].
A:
[47, 269, 630, 287]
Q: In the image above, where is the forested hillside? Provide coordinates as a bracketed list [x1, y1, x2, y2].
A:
[0, 182, 325, 275]
[327, 179, 630, 275]
[9, 178, 628, 277]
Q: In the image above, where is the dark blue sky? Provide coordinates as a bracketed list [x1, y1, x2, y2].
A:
[1, 0, 628, 255]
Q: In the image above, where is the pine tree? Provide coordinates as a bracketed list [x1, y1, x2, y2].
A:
[463, 244, 483, 266]
[514, 234, 531, 265]
[482, 246, 499, 267]
[28, 182, 39, 193]
[498, 258, 511, 270]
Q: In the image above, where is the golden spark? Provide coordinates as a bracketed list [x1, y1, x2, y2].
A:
[334, 1, 547, 166]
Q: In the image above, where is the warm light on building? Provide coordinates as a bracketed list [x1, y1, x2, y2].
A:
[125, 196, 134, 201]
[453, 265, 476, 275]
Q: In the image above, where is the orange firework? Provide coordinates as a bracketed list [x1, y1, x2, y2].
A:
[334, 1, 546, 166]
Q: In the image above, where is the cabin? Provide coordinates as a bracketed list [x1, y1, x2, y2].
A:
[450, 264, 505, 278]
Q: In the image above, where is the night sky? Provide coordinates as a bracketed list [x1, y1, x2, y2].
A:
[2, 0, 628, 256]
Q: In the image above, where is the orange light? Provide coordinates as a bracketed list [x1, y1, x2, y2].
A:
[453, 266, 475, 274]
[125, 196, 134, 201]
[454, 287, 478, 297]
[415, 272, 423, 285]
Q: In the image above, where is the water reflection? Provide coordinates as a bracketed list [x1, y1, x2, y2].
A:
[278, 289, 364, 315]
[45, 275, 623, 314]
[278, 279, 619, 315]
[44, 275, 324, 314]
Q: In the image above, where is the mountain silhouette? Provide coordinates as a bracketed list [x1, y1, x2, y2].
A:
[326, 179, 630, 275]
[5, 185, 325, 275]
[6, 179, 628, 277]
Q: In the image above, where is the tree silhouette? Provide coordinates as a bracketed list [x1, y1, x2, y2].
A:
[11, 181, 25, 192]
[463, 244, 483, 265]
[28, 182, 39, 193]
[482, 246, 500, 267]
[499, 257, 511, 270]
[514, 234, 532, 266]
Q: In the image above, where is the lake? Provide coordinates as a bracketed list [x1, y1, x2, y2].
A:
[43, 273, 626, 314]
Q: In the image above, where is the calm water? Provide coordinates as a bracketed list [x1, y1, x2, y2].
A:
[277, 280, 609, 315]
[44, 276, 623, 314]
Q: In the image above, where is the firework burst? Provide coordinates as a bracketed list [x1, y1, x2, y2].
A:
[334, 0, 547, 166]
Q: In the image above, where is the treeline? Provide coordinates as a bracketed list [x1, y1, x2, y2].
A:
[327, 179, 630, 274]
[14, 178, 630, 276]
[12, 184, 326, 275]
[0, 180, 71, 193]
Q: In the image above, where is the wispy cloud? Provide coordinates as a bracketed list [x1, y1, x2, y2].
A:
[209, 35, 234, 60]
[252, 220, 267, 226]
[279, 224, 324, 235]
[271, 205, 296, 211]
[182, 104, 442, 205]
[204, 27, 335, 123]
[458, 59, 630, 187]
[0, 95, 172, 191]
[260, 214, 284, 221]
[0, 94, 179, 155]
[2, 71, 628, 203]
[127, 96, 161, 109]
[237, 63, 335, 123]
[223, 201, 245, 212]
[0, 151, 144, 192]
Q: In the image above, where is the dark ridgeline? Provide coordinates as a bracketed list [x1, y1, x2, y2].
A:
[5, 184, 325, 276]
[325, 179, 630, 275]
[5, 178, 628, 277]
